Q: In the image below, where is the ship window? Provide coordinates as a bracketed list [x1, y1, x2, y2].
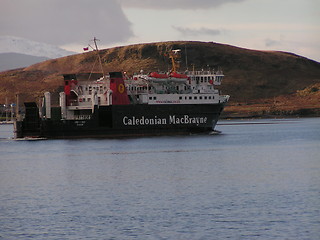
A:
[179, 96, 182, 100]
[189, 96, 192, 100]
[200, 96, 202, 100]
[149, 97, 152, 100]
[153, 97, 156, 100]
[194, 96, 197, 100]
[209, 96, 212, 99]
[88, 98, 91, 102]
[205, 96, 207, 100]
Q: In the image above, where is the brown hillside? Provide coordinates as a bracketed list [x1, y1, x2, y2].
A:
[223, 83, 320, 118]
[1, 41, 320, 107]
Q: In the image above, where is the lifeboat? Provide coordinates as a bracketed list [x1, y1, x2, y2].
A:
[169, 72, 188, 82]
[149, 72, 169, 79]
[169, 72, 188, 79]
[148, 72, 169, 83]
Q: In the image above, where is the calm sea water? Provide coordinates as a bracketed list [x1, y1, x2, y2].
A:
[0, 118, 319, 240]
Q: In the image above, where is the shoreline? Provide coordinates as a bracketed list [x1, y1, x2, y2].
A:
[221, 107, 320, 119]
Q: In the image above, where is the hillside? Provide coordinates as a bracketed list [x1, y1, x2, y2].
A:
[0, 41, 319, 116]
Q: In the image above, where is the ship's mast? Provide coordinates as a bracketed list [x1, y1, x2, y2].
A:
[91, 37, 105, 78]
[94, 37, 105, 78]
[185, 44, 188, 71]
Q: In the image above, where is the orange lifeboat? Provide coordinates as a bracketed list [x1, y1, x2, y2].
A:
[149, 72, 169, 78]
[169, 72, 188, 79]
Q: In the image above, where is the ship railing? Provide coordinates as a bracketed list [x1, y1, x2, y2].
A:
[187, 70, 223, 76]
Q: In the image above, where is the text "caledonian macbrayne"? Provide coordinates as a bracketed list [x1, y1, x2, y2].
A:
[123, 115, 208, 126]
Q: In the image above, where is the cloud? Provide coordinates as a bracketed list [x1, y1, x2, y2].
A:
[0, 0, 134, 46]
[119, 0, 246, 9]
[173, 26, 222, 36]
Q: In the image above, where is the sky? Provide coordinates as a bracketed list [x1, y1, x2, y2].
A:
[1, 0, 320, 62]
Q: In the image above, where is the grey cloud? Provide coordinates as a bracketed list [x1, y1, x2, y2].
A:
[0, 0, 134, 45]
[119, 0, 246, 9]
[173, 26, 222, 36]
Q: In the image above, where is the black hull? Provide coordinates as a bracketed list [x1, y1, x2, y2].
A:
[15, 103, 225, 139]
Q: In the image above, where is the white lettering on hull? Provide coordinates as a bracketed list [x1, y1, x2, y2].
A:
[123, 115, 208, 126]
[169, 115, 207, 126]
[123, 116, 167, 126]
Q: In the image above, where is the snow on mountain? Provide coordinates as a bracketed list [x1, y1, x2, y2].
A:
[0, 36, 76, 59]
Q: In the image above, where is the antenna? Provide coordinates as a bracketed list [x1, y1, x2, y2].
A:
[185, 44, 188, 70]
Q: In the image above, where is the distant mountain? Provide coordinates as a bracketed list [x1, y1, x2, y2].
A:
[0, 52, 49, 71]
[0, 36, 75, 59]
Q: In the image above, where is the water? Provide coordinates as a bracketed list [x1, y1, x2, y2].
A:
[0, 118, 319, 239]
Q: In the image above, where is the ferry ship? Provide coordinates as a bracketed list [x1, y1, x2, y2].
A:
[14, 45, 229, 138]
